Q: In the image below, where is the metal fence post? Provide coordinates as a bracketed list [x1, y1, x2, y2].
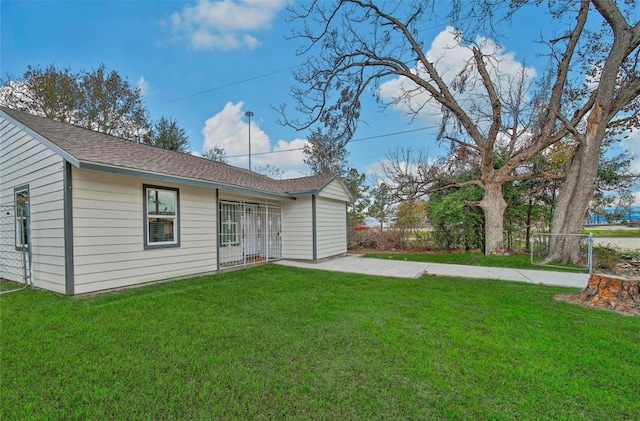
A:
[587, 232, 593, 274]
[530, 231, 535, 266]
[25, 202, 32, 285]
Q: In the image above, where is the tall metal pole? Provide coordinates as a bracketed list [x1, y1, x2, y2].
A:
[245, 111, 254, 171]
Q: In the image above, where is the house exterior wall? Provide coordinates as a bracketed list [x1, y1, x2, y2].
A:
[281, 196, 313, 260]
[315, 196, 347, 259]
[0, 117, 66, 292]
[71, 168, 217, 294]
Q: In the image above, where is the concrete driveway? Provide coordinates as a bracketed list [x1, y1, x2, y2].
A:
[275, 255, 588, 288]
[276, 256, 429, 279]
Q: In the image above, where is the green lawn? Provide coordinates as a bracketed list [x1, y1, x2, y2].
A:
[2, 265, 639, 420]
[364, 251, 584, 271]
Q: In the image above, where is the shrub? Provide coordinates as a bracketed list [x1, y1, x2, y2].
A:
[593, 246, 620, 272]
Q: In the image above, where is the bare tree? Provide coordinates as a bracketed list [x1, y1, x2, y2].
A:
[280, 1, 569, 253]
[255, 164, 285, 179]
[544, 0, 640, 261]
[279, 0, 639, 258]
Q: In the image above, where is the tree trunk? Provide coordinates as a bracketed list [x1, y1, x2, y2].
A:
[478, 183, 508, 255]
[548, 105, 604, 263]
[556, 274, 640, 316]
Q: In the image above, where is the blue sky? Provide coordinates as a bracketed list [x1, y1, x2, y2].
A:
[1, 0, 638, 202]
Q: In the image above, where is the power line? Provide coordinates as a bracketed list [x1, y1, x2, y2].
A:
[160, 19, 450, 105]
[224, 125, 438, 158]
[349, 126, 436, 143]
[162, 65, 298, 104]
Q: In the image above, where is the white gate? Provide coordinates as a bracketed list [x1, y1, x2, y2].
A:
[219, 201, 282, 269]
[0, 204, 31, 288]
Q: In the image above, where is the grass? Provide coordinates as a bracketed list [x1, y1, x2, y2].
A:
[364, 251, 584, 272]
[582, 229, 640, 238]
[2, 265, 639, 420]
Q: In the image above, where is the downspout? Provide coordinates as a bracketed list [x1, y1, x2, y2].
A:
[312, 194, 317, 261]
[345, 202, 349, 251]
[215, 188, 220, 273]
[64, 161, 75, 295]
[265, 204, 269, 262]
[25, 201, 33, 286]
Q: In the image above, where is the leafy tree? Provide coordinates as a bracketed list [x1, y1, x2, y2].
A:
[76, 64, 148, 139]
[427, 186, 485, 252]
[502, 181, 545, 252]
[202, 146, 228, 163]
[149, 117, 190, 153]
[367, 183, 395, 231]
[588, 191, 614, 224]
[589, 147, 639, 223]
[614, 192, 636, 223]
[0, 64, 78, 123]
[303, 127, 349, 175]
[394, 199, 428, 248]
[1, 63, 149, 139]
[343, 168, 370, 226]
[280, 0, 640, 260]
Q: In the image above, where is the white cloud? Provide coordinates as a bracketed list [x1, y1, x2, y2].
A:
[621, 130, 640, 204]
[202, 101, 309, 177]
[378, 27, 536, 130]
[171, 0, 283, 51]
[363, 160, 386, 180]
[621, 130, 640, 173]
[136, 76, 150, 96]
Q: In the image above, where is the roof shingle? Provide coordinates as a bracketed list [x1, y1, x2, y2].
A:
[1, 107, 336, 196]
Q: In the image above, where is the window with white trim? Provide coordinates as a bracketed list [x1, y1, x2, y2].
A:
[15, 186, 29, 251]
[145, 185, 179, 248]
[220, 203, 239, 246]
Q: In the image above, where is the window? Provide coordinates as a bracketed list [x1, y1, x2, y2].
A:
[220, 203, 239, 246]
[15, 186, 29, 251]
[144, 185, 179, 248]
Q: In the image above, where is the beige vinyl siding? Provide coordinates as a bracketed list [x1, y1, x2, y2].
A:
[0, 117, 66, 292]
[72, 169, 217, 294]
[318, 179, 352, 202]
[315, 196, 347, 259]
[281, 196, 313, 260]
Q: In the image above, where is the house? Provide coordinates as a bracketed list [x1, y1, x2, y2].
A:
[0, 107, 353, 295]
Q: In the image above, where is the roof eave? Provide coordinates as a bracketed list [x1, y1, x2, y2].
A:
[285, 173, 341, 197]
[77, 161, 292, 200]
[288, 174, 355, 202]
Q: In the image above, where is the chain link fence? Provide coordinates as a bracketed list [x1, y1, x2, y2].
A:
[530, 233, 593, 272]
[0, 205, 31, 291]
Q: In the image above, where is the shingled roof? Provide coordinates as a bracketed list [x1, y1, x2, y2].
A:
[1, 107, 338, 197]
